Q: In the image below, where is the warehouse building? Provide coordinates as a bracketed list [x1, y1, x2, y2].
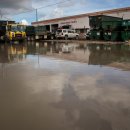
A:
[32, 7, 130, 34]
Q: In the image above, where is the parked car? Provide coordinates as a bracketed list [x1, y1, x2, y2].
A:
[56, 29, 79, 40]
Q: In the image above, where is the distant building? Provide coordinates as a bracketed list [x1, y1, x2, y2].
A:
[32, 7, 130, 33]
[0, 20, 15, 25]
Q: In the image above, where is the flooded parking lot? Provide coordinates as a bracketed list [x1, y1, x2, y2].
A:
[0, 41, 130, 130]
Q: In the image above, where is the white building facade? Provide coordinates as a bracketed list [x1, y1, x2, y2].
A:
[32, 7, 130, 33]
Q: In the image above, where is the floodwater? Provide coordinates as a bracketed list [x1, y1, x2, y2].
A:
[0, 41, 130, 130]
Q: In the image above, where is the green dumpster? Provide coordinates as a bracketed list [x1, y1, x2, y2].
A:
[111, 31, 122, 41]
[122, 20, 130, 30]
[89, 30, 104, 40]
[102, 21, 122, 31]
[89, 15, 123, 29]
[89, 30, 97, 40]
[121, 31, 130, 41]
[104, 31, 122, 41]
[103, 31, 112, 41]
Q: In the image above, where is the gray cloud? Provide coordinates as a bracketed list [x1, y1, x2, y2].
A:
[0, 0, 32, 9]
[0, 0, 88, 20]
[57, 0, 76, 8]
[57, 0, 88, 8]
[0, 0, 33, 16]
[38, 7, 64, 20]
[36, 0, 88, 20]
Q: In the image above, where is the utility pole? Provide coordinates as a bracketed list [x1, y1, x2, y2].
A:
[36, 9, 38, 22]
[0, 9, 3, 19]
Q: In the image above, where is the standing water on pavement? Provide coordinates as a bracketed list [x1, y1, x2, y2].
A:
[0, 41, 130, 130]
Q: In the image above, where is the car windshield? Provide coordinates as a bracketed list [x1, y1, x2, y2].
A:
[57, 30, 62, 33]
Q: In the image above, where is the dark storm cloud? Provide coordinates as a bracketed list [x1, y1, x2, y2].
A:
[0, 0, 33, 16]
[0, 0, 32, 9]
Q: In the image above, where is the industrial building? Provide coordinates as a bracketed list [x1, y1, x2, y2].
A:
[32, 7, 130, 33]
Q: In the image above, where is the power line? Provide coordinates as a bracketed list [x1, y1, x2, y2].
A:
[0, 15, 12, 21]
[37, 0, 71, 10]
[12, 0, 71, 16]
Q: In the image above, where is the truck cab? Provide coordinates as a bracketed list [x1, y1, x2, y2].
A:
[6, 24, 26, 41]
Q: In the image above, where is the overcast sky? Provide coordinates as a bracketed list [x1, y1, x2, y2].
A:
[0, 0, 130, 24]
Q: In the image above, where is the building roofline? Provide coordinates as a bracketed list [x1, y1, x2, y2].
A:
[32, 7, 130, 25]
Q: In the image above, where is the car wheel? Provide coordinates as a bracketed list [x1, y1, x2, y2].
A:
[51, 36, 54, 40]
[65, 35, 68, 40]
[76, 35, 79, 40]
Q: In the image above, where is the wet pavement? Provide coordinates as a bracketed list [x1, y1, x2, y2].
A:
[0, 41, 130, 130]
